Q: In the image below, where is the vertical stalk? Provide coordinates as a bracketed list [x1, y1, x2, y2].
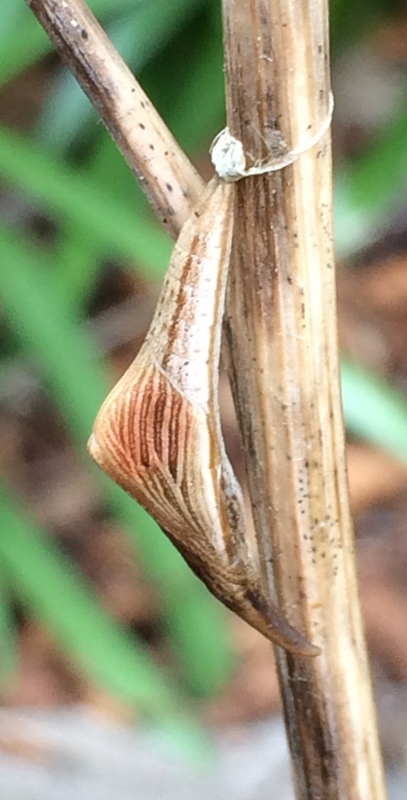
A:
[222, 1, 388, 797]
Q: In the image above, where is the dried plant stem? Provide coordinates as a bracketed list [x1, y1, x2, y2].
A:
[26, 0, 204, 238]
[222, 1, 388, 798]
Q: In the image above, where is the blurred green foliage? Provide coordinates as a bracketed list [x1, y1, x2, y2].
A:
[1, 0, 407, 743]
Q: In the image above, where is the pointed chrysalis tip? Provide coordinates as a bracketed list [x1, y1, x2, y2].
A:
[295, 640, 321, 658]
[274, 631, 320, 658]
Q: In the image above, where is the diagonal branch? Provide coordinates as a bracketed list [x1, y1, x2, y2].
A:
[26, 0, 204, 238]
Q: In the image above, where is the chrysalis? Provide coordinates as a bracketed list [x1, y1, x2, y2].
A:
[89, 178, 318, 656]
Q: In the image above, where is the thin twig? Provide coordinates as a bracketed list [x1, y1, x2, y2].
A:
[26, 0, 204, 238]
[222, 1, 388, 797]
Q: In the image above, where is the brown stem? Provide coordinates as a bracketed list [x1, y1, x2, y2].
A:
[26, 0, 204, 238]
[222, 1, 388, 797]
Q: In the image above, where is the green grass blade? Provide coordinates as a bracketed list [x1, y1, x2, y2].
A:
[0, 483, 216, 758]
[330, 0, 399, 52]
[0, 10, 49, 89]
[335, 105, 407, 259]
[87, 131, 149, 208]
[342, 357, 407, 464]
[0, 482, 177, 716]
[0, 126, 171, 278]
[0, 227, 107, 436]
[162, 14, 225, 152]
[0, 226, 235, 695]
[55, 225, 103, 313]
[0, 558, 16, 685]
[0, 0, 157, 88]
